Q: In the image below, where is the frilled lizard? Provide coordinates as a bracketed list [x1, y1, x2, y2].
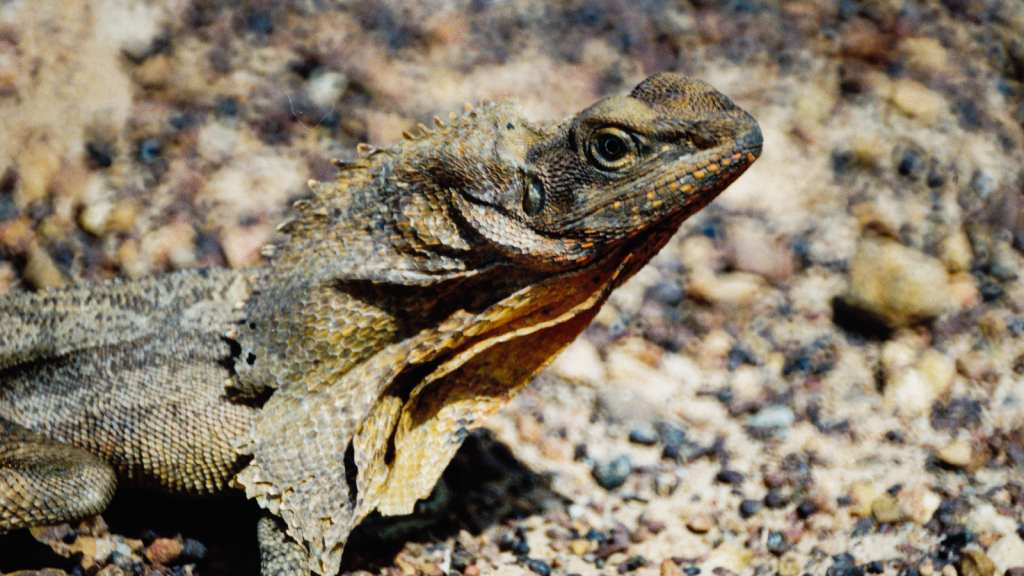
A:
[0, 73, 761, 575]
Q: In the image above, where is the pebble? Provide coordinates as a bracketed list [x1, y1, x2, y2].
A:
[959, 550, 995, 576]
[685, 512, 715, 534]
[871, 494, 908, 524]
[715, 469, 744, 485]
[938, 231, 973, 273]
[628, 422, 659, 445]
[883, 348, 956, 415]
[747, 405, 795, 432]
[550, 338, 606, 385]
[843, 237, 953, 328]
[891, 78, 945, 124]
[739, 499, 762, 518]
[145, 538, 182, 565]
[898, 486, 942, 525]
[987, 533, 1024, 575]
[937, 439, 974, 469]
[661, 559, 684, 576]
[569, 539, 592, 555]
[23, 243, 67, 289]
[726, 223, 797, 283]
[592, 455, 633, 490]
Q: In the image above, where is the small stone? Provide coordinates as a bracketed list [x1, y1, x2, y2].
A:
[765, 531, 790, 556]
[306, 69, 348, 109]
[628, 423, 659, 445]
[551, 339, 606, 385]
[569, 539, 592, 555]
[937, 439, 974, 469]
[660, 558, 684, 576]
[883, 348, 956, 415]
[959, 551, 995, 576]
[938, 231, 973, 273]
[524, 558, 551, 576]
[23, 244, 67, 289]
[987, 534, 1024, 575]
[843, 237, 953, 328]
[1005, 568, 1024, 576]
[146, 538, 182, 565]
[898, 37, 949, 77]
[899, 486, 942, 525]
[747, 405, 795, 432]
[593, 455, 633, 490]
[891, 78, 945, 124]
[715, 469, 744, 485]
[739, 499, 762, 519]
[685, 512, 715, 534]
[796, 501, 818, 519]
[871, 494, 908, 524]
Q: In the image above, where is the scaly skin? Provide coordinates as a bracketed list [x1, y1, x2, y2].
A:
[0, 74, 761, 575]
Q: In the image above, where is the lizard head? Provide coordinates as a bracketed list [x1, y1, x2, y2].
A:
[450, 73, 761, 268]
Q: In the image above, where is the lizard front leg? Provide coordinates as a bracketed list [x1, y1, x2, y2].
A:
[0, 419, 116, 532]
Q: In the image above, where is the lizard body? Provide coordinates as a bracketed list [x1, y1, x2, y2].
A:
[0, 74, 761, 575]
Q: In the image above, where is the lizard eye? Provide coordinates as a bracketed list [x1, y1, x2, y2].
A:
[523, 176, 545, 216]
[588, 128, 637, 171]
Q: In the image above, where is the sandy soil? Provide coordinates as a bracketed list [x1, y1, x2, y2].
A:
[0, 1, 1023, 575]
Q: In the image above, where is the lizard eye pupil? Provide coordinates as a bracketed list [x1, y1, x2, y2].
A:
[597, 134, 626, 161]
[588, 128, 637, 170]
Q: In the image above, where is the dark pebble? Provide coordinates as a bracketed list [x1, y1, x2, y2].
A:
[884, 430, 905, 443]
[140, 530, 158, 546]
[451, 540, 475, 573]
[926, 170, 945, 188]
[646, 281, 685, 306]
[851, 517, 874, 536]
[573, 443, 588, 461]
[512, 540, 530, 555]
[495, 531, 517, 552]
[937, 530, 972, 560]
[62, 529, 78, 544]
[658, 423, 689, 459]
[837, 496, 853, 507]
[715, 469, 744, 485]
[887, 484, 903, 495]
[764, 489, 788, 509]
[628, 423, 659, 445]
[593, 455, 633, 490]
[683, 568, 701, 576]
[1005, 568, 1024, 576]
[524, 558, 551, 576]
[585, 529, 607, 543]
[864, 561, 884, 574]
[138, 139, 162, 163]
[896, 568, 920, 576]
[619, 556, 647, 573]
[179, 539, 206, 563]
[766, 531, 789, 556]
[108, 551, 132, 569]
[168, 566, 187, 576]
[86, 141, 115, 169]
[796, 500, 818, 519]
[739, 499, 762, 518]
[831, 553, 856, 569]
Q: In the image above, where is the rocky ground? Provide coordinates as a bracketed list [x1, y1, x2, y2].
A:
[1, 0, 1023, 575]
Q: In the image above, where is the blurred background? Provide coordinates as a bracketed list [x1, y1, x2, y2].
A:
[0, 1, 1022, 575]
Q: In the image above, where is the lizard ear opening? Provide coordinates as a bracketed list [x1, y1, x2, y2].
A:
[523, 176, 545, 216]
